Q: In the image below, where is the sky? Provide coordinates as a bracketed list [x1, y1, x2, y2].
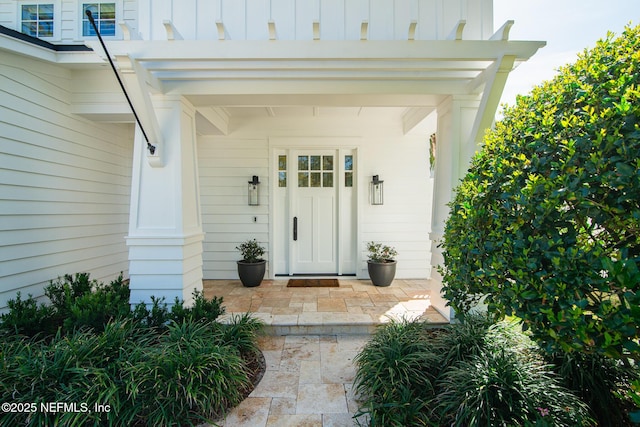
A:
[494, 0, 640, 110]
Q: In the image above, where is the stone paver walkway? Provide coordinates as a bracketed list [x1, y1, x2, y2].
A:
[203, 279, 449, 426]
[214, 334, 370, 426]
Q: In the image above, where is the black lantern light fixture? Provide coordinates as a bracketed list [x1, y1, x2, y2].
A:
[370, 175, 384, 205]
[248, 175, 260, 206]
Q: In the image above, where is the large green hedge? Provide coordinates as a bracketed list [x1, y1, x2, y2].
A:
[440, 25, 640, 360]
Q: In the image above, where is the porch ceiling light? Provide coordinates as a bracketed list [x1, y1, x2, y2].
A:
[370, 175, 384, 205]
[248, 175, 260, 206]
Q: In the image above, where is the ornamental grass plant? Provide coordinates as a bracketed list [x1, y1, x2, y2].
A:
[0, 273, 263, 427]
[354, 316, 597, 427]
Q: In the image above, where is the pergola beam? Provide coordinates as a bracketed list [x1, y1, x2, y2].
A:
[104, 40, 543, 62]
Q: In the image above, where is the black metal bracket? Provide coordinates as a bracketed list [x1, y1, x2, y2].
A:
[85, 10, 157, 156]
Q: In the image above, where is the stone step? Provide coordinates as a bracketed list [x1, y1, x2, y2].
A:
[219, 309, 449, 336]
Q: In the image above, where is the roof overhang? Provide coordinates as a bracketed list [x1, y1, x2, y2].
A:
[98, 39, 545, 104]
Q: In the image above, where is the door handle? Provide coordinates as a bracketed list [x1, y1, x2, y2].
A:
[293, 216, 298, 241]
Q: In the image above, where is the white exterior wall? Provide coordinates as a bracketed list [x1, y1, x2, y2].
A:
[0, 0, 137, 43]
[0, 51, 133, 310]
[198, 112, 432, 281]
[0, 0, 492, 42]
[138, 0, 492, 41]
[199, 137, 270, 280]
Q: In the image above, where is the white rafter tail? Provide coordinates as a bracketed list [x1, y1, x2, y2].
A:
[268, 20, 277, 40]
[119, 21, 141, 40]
[163, 20, 183, 41]
[313, 21, 320, 40]
[468, 54, 516, 147]
[402, 107, 435, 135]
[215, 21, 226, 40]
[408, 20, 417, 41]
[360, 21, 369, 40]
[196, 106, 230, 135]
[115, 54, 165, 167]
[490, 20, 514, 41]
[447, 20, 466, 40]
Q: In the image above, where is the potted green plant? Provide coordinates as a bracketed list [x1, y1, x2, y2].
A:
[236, 239, 266, 287]
[366, 241, 398, 287]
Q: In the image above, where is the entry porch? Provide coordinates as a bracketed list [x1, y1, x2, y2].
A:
[204, 278, 448, 335]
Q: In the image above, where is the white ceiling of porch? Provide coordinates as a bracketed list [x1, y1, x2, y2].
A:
[218, 106, 406, 118]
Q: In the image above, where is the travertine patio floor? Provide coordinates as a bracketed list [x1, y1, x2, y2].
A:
[204, 279, 447, 427]
[204, 278, 448, 335]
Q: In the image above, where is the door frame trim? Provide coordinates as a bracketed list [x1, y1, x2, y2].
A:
[269, 138, 360, 278]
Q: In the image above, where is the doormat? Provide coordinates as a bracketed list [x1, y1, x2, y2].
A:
[286, 279, 339, 288]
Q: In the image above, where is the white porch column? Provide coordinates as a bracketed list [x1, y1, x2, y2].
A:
[126, 95, 204, 307]
[429, 95, 482, 318]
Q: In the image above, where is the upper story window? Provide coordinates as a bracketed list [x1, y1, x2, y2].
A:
[21, 4, 54, 38]
[82, 3, 116, 37]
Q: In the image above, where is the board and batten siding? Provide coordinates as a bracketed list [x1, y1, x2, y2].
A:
[0, 0, 491, 43]
[137, 0, 492, 41]
[0, 0, 137, 43]
[0, 51, 133, 311]
[197, 111, 432, 280]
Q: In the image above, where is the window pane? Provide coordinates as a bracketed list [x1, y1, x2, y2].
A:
[278, 172, 287, 187]
[323, 156, 333, 171]
[323, 172, 333, 187]
[100, 20, 115, 35]
[298, 172, 309, 187]
[310, 172, 321, 187]
[345, 172, 353, 187]
[83, 20, 96, 36]
[310, 155, 321, 170]
[345, 155, 353, 171]
[39, 4, 54, 19]
[278, 155, 287, 171]
[84, 4, 99, 15]
[22, 5, 37, 20]
[298, 156, 308, 171]
[22, 22, 37, 36]
[100, 3, 116, 19]
[39, 21, 53, 37]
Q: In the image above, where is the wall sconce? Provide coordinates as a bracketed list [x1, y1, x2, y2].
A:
[248, 175, 260, 206]
[370, 175, 384, 205]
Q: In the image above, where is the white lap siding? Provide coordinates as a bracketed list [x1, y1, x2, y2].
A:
[0, 52, 133, 310]
[197, 113, 432, 281]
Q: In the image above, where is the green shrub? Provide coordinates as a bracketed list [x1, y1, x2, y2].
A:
[436, 350, 593, 427]
[548, 351, 639, 426]
[0, 292, 56, 336]
[440, 25, 640, 361]
[354, 316, 599, 426]
[132, 290, 226, 329]
[63, 274, 131, 332]
[0, 316, 263, 427]
[428, 313, 494, 368]
[354, 320, 443, 426]
[1, 273, 131, 336]
[121, 321, 251, 426]
[0, 272, 259, 426]
[2, 273, 226, 337]
[170, 290, 225, 324]
[131, 295, 172, 328]
[213, 312, 264, 357]
[0, 320, 147, 426]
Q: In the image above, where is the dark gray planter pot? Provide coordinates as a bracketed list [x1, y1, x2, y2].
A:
[367, 260, 397, 287]
[237, 260, 266, 287]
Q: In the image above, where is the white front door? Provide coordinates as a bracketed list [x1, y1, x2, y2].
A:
[292, 151, 338, 274]
[273, 147, 357, 276]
